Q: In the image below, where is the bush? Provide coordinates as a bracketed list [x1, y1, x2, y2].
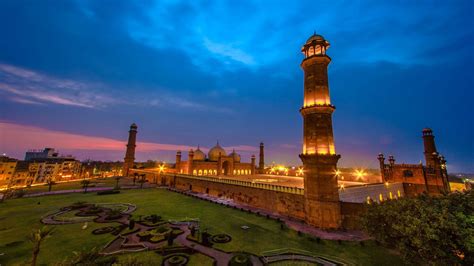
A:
[97, 190, 120, 195]
[13, 189, 26, 198]
[361, 190, 474, 265]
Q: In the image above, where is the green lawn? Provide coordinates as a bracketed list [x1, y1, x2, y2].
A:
[22, 177, 129, 194]
[0, 188, 402, 265]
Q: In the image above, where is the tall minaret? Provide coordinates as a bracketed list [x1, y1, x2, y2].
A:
[123, 123, 138, 177]
[259, 142, 265, 173]
[298, 33, 341, 229]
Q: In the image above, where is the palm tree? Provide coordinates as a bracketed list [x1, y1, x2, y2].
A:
[46, 178, 56, 192]
[133, 173, 138, 185]
[81, 180, 91, 193]
[29, 227, 53, 266]
[138, 174, 147, 189]
[114, 176, 121, 189]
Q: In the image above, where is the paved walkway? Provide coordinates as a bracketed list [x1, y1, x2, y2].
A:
[169, 188, 369, 241]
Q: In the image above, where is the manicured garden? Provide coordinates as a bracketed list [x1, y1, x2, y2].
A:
[0, 188, 403, 265]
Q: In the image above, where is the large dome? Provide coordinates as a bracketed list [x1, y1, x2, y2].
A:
[229, 149, 241, 162]
[208, 142, 226, 161]
[193, 146, 206, 160]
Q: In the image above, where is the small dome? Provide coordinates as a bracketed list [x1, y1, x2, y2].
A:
[193, 146, 206, 161]
[208, 142, 226, 161]
[306, 33, 325, 44]
[130, 123, 138, 129]
[229, 149, 241, 162]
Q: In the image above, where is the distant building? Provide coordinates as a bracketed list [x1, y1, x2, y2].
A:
[378, 128, 450, 196]
[0, 155, 18, 187]
[24, 147, 59, 161]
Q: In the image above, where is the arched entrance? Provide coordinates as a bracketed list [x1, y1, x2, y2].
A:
[222, 161, 230, 175]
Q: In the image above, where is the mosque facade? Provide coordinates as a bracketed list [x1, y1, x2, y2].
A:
[174, 142, 258, 176]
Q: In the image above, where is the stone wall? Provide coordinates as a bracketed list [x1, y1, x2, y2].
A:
[173, 174, 306, 220]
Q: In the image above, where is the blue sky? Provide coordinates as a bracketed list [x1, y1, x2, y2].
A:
[0, 0, 473, 172]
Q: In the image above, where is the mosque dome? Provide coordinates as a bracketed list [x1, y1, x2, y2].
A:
[229, 149, 241, 162]
[193, 146, 206, 161]
[208, 142, 226, 161]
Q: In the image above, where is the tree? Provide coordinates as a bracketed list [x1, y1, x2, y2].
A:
[45, 178, 56, 192]
[29, 227, 53, 266]
[81, 180, 91, 193]
[361, 190, 473, 265]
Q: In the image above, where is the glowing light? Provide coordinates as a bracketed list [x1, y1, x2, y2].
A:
[334, 169, 341, 177]
[354, 169, 366, 180]
[297, 167, 304, 176]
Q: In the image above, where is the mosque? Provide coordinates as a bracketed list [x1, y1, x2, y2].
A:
[174, 142, 258, 176]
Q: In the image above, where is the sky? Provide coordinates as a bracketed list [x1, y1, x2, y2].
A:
[0, 0, 473, 172]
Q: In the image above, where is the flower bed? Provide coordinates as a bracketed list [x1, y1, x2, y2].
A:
[210, 233, 232, 244]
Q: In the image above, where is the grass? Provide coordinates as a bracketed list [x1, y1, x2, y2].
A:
[0, 188, 403, 265]
[22, 177, 126, 194]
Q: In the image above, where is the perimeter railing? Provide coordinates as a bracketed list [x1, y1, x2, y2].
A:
[163, 173, 305, 195]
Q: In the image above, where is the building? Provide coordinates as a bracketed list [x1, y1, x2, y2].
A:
[24, 147, 58, 161]
[0, 156, 18, 187]
[123, 123, 138, 176]
[175, 142, 257, 176]
[378, 128, 450, 196]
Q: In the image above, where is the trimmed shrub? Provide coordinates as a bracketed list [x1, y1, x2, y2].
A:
[97, 190, 120, 195]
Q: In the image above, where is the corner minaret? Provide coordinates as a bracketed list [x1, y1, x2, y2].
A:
[123, 123, 138, 176]
[259, 142, 265, 173]
[422, 128, 438, 168]
[298, 33, 341, 229]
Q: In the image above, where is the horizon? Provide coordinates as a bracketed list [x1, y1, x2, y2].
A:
[1, 1, 473, 172]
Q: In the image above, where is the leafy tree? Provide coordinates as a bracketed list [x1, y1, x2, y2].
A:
[29, 227, 53, 266]
[81, 180, 91, 193]
[361, 190, 473, 265]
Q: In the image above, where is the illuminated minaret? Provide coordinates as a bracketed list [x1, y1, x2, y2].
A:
[299, 33, 341, 229]
[123, 123, 138, 176]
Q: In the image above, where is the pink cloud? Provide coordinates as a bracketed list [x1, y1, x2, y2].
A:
[0, 121, 194, 160]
